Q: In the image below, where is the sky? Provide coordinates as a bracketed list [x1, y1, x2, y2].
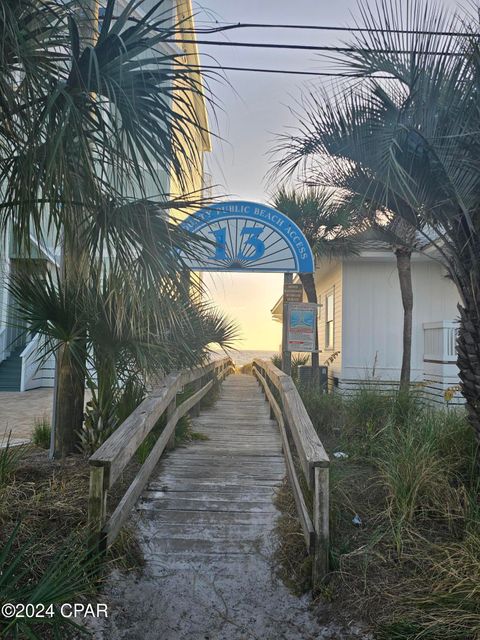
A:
[192, 0, 459, 351]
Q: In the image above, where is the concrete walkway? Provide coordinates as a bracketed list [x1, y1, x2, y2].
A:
[98, 374, 330, 639]
[0, 388, 53, 444]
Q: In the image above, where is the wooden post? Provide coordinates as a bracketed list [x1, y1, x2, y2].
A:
[282, 273, 292, 376]
[312, 465, 330, 586]
[88, 465, 107, 553]
[166, 398, 177, 451]
[268, 379, 275, 420]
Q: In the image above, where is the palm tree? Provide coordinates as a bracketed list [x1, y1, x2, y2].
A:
[9, 265, 238, 453]
[273, 0, 480, 440]
[383, 219, 417, 390]
[0, 0, 220, 455]
[272, 188, 360, 379]
[274, 82, 426, 392]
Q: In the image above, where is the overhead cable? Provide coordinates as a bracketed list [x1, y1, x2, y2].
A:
[169, 38, 463, 57]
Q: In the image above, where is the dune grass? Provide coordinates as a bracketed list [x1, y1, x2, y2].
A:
[0, 430, 31, 486]
[296, 385, 480, 639]
[32, 416, 51, 449]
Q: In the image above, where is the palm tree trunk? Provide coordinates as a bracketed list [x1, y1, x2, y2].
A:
[53, 341, 86, 456]
[299, 272, 319, 379]
[395, 249, 413, 391]
[51, 235, 88, 457]
[50, 0, 98, 458]
[457, 301, 480, 444]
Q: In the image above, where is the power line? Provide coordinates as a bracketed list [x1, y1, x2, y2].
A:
[185, 63, 393, 79]
[184, 21, 472, 38]
[111, 11, 475, 40]
[169, 38, 463, 57]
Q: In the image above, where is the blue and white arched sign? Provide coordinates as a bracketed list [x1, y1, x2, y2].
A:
[179, 201, 314, 273]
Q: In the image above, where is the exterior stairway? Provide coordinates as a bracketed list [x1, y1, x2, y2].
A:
[0, 348, 23, 391]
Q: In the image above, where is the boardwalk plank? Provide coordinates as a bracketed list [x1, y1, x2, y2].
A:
[100, 374, 326, 640]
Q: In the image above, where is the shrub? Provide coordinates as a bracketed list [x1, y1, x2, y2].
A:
[299, 381, 479, 637]
[422, 408, 477, 482]
[377, 419, 453, 549]
[300, 389, 346, 438]
[346, 387, 393, 437]
[389, 389, 423, 427]
[0, 431, 29, 486]
[381, 526, 480, 639]
[271, 353, 282, 370]
[32, 417, 51, 449]
[0, 526, 100, 639]
[82, 378, 146, 455]
[271, 353, 309, 382]
[273, 479, 312, 594]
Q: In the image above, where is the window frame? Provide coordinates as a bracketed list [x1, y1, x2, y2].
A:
[325, 289, 335, 350]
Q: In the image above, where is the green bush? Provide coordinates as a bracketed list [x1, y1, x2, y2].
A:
[271, 353, 309, 382]
[32, 417, 51, 449]
[377, 419, 453, 549]
[299, 381, 480, 638]
[381, 525, 480, 640]
[0, 526, 99, 639]
[300, 389, 346, 438]
[82, 378, 146, 455]
[0, 432, 29, 487]
[422, 408, 477, 481]
[375, 408, 476, 539]
[346, 387, 393, 438]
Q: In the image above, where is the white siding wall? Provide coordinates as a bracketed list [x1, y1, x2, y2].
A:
[341, 257, 460, 383]
[315, 261, 343, 379]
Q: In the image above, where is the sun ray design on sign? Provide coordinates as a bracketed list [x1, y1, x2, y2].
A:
[179, 201, 314, 274]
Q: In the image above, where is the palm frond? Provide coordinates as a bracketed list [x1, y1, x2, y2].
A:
[271, 186, 365, 257]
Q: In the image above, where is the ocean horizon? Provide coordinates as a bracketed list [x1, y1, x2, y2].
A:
[212, 349, 277, 367]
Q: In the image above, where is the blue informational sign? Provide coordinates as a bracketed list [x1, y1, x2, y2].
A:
[287, 303, 317, 352]
[178, 200, 314, 274]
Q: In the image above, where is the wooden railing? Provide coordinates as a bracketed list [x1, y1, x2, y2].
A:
[88, 356, 234, 551]
[252, 358, 330, 584]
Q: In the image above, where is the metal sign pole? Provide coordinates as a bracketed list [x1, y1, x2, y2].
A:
[282, 273, 292, 376]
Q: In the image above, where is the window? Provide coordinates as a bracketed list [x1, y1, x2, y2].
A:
[325, 290, 334, 349]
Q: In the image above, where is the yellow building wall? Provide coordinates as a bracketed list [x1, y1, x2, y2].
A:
[170, 0, 211, 220]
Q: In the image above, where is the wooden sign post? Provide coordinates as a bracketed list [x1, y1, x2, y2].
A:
[283, 282, 304, 303]
[282, 274, 293, 375]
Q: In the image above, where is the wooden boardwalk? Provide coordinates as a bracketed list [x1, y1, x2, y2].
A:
[100, 374, 325, 639]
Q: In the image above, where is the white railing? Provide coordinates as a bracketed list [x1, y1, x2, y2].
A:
[20, 334, 55, 391]
[423, 321, 459, 363]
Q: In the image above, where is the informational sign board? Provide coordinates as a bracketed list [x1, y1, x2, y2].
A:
[179, 201, 314, 274]
[286, 303, 317, 352]
[284, 283, 304, 303]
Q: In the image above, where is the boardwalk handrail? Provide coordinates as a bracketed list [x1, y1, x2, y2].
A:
[88, 356, 234, 550]
[252, 358, 330, 584]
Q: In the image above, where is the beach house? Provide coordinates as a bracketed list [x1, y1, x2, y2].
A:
[0, 0, 210, 391]
[271, 233, 463, 405]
